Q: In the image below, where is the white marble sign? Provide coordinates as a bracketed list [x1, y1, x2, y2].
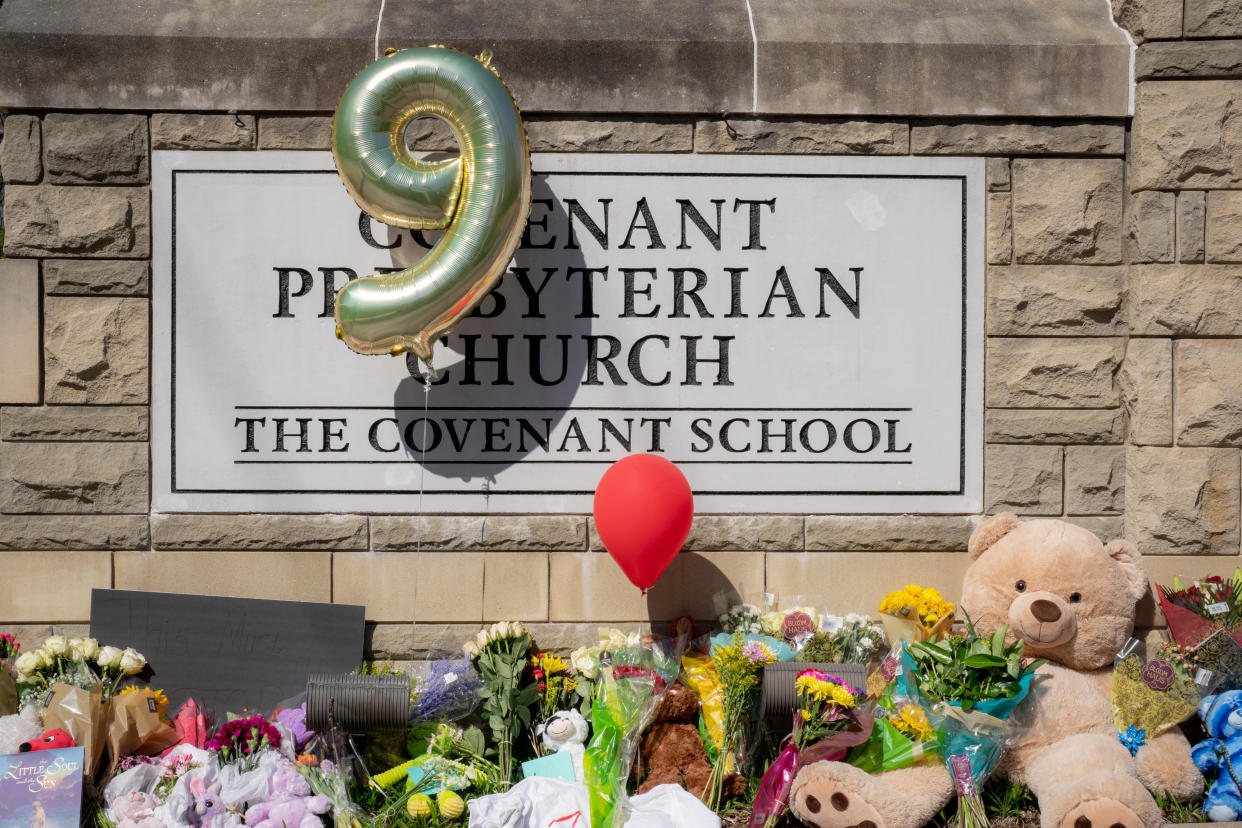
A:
[152, 152, 983, 513]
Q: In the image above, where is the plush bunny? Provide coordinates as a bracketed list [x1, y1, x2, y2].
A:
[1192, 691, 1242, 821]
[111, 791, 166, 828]
[187, 777, 226, 827]
[243, 762, 330, 828]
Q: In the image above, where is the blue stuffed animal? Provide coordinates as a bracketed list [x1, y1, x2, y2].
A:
[1192, 691, 1242, 821]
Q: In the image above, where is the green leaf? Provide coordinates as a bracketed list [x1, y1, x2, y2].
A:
[962, 654, 1007, 669]
[462, 726, 486, 756]
[990, 628, 1007, 657]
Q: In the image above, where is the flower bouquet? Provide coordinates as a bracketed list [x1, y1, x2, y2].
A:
[1194, 629, 1242, 692]
[462, 621, 539, 784]
[410, 656, 481, 725]
[581, 636, 678, 828]
[1157, 572, 1242, 648]
[750, 670, 872, 828]
[0, 634, 17, 716]
[903, 620, 1043, 828]
[699, 632, 777, 811]
[846, 676, 941, 774]
[206, 715, 282, 771]
[878, 584, 955, 644]
[1111, 637, 1215, 757]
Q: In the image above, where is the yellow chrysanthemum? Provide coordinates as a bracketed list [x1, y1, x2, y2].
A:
[800, 709, 812, 721]
[892, 704, 934, 740]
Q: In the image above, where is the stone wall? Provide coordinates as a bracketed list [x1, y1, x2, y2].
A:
[1, 0, 1241, 659]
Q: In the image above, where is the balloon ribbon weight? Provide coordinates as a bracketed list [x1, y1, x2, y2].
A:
[330, 46, 532, 360]
[593, 455, 695, 594]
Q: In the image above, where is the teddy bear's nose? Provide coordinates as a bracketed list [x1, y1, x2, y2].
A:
[1031, 599, 1062, 623]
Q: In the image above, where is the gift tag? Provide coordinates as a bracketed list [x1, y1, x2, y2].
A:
[782, 611, 816, 641]
[1195, 668, 1215, 688]
[1208, 602, 1229, 616]
[1141, 659, 1175, 691]
[949, 754, 976, 796]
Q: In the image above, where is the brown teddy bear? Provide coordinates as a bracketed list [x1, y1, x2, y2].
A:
[788, 515, 1202, 828]
[638, 681, 746, 799]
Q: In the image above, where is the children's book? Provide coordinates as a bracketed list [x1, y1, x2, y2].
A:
[0, 747, 86, 828]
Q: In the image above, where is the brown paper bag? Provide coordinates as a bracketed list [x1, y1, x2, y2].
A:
[0, 670, 16, 716]
[105, 690, 179, 774]
[43, 682, 106, 776]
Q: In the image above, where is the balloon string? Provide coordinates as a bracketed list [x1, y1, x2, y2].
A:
[373, 0, 387, 61]
[416, 368, 431, 558]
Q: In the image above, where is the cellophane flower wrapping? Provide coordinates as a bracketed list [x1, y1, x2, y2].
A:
[1157, 576, 1242, 649]
[581, 639, 678, 828]
[410, 657, 481, 725]
[1111, 637, 1214, 755]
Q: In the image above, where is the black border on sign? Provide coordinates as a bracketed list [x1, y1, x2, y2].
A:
[167, 167, 971, 498]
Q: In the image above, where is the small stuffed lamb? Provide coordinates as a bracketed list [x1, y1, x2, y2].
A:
[536, 709, 589, 782]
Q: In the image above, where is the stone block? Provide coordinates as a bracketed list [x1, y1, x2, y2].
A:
[765, 552, 969, 611]
[986, 266, 1126, 335]
[1129, 265, 1242, 335]
[367, 624, 416, 661]
[1012, 159, 1124, 264]
[1132, 81, 1242, 191]
[0, 442, 148, 513]
[805, 516, 976, 551]
[529, 118, 693, 152]
[550, 552, 646, 622]
[1118, 338, 1174, 446]
[152, 513, 368, 550]
[258, 117, 331, 150]
[44, 297, 148, 404]
[0, 114, 41, 183]
[1137, 41, 1242, 80]
[1111, 0, 1183, 41]
[984, 444, 1063, 515]
[44, 259, 150, 296]
[115, 550, 331, 602]
[1176, 340, 1242, 446]
[150, 113, 255, 149]
[333, 551, 485, 622]
[0, 259, 40, 404]
[1178, 192, 1206, 264]
[1065, 445, 1125, 514]
[43, 114, 148, 184]
[483, 553, 549, 621]
[985, 409, 1125, 445]
[1185, 0, 1242, 36]
[683, 515, 804, 551]
[987, 192, 1012, 265]
[1207, 191, 1242, 263]
[403, 117, 456, 152]
[372, 515, 585, 550]
[1, 550, 111, 622]
[1, 406, 147, 441]
[911, 122, 1125, 155]
[0, 514, 149, 549]
[1126, 446, 1241, 555]
[693, 118, 907, 154]
[647, 551, 766, 621]
[3, 186, 149, 258]
[1065, 516, 1126, 541]
[986, 158, 1010, 192]
[1126, 190, 1175, 264]
[986, 338, 1124, 407]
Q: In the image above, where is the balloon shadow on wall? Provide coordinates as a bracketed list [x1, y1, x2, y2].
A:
[390, 187, 591, 481]
[645, 552, 748, 626]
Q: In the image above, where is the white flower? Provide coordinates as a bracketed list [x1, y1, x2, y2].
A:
[119, 647, 147, 675]
[44, 635, 70, 658]
[14, 651, 43, 677]
[462, 641, 481, 658]
[97, 645, 124, 669]
[569, 647, 599, 680]
[759, 612, 784, 637]
[67, 639, 87, 662]
[79, 638, 100, 661]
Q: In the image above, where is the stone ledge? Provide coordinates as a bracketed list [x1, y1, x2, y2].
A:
[0, 0, 1131, 117]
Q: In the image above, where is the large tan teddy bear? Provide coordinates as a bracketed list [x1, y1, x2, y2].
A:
[788, 515, 1203, 828]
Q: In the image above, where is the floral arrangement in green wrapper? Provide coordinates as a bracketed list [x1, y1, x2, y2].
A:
[702, 631, 775, 811]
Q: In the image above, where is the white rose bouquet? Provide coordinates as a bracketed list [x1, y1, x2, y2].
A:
[462, 620, 538, 784]
[15, 634, 146, 705]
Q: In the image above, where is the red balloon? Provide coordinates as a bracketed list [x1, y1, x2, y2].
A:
[593, 454, 694, 593]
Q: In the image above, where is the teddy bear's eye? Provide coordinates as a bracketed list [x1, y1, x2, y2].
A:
[1015, 580, 1026, 592]
[1069, 592, 1082, 603]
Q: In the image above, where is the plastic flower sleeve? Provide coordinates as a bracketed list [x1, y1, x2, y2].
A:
[1111, 637, 1216, 755]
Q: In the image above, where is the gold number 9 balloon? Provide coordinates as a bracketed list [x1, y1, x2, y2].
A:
[330, 46, 532, 360]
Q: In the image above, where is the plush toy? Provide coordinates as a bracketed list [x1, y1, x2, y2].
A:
[187, 777, 226, 827]
[0, 707, 42, 755]
[638, 681, 746, 800]
[243, 761, 330, 828]
[1191, 691, 1242, 821]
[536, 708, 589, 782]
[789, 515, 1202, 828]
[19, 729, 75, 753]
[111, 791, 166, 828]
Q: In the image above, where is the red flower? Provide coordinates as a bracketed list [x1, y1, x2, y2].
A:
[1208, 576, 1224, 584]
